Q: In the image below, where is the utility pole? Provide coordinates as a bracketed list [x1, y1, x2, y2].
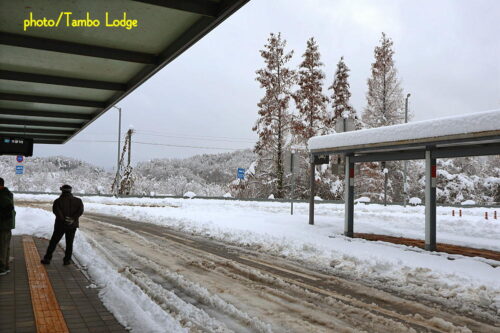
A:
[111, 127, 134, 195]
[127, 128, 132, 167]
[112, 106, 121, 195]
[403, 93, 411, 207]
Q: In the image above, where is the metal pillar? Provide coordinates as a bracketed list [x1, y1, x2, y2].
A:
[344, 155, 354, 237]
[290, 152, 295, 215]
[425, 150, 437, 251]
[309, 155, 315, 225]
[384, 169, 388, 206]
[403, 93, 411, 207]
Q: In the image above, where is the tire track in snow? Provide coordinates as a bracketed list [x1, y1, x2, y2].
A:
[81, 214, 486, 333]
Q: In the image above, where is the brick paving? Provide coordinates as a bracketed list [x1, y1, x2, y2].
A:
[0, 236, 128, 333]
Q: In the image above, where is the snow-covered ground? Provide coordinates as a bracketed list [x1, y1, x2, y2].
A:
[13, 194, 500, 329]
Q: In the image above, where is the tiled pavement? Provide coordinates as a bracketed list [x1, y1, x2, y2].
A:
[0, 236, 128, 333]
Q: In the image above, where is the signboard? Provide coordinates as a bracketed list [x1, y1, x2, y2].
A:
[15, 165, 24, 175]
[0, 137, 34, 156]
[16, 155, 24, 163]
[237, 168, 245, 179]
[335, 118, 355, 133]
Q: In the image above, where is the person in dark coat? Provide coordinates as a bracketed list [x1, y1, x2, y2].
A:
[41, 184, 84, 265]
[0, 177, 15, 276]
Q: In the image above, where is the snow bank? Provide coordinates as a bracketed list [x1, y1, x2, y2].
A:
[183, 191, 196, 199]
[13, 207, 186, 333]
[409, 197, 422, 205]
[309, 109, 500, 151]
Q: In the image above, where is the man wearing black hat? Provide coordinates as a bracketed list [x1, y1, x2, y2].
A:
[41, 184, 84, 265]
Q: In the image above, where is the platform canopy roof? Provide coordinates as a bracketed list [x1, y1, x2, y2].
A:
[0, 0, 248, 144]
[308, 109, 500, 162]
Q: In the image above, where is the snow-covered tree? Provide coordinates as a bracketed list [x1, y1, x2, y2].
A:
[363, 32, 405, 128]
[329, 56, 362, 129]
[360, 33, 407, 202]
[292, 37, 329, 144]
[252, 32, 296, 198]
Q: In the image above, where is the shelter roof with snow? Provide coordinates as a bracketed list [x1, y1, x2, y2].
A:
[308, 109, 500, 161]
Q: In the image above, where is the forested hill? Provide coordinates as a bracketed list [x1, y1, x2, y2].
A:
[0, 150, 256, 196]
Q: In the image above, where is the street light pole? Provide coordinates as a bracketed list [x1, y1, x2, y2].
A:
[112, 106, 122, 195]
[403, 93, 411, 207]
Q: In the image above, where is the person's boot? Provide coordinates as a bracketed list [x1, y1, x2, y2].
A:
[40, 257, 50, 265]
[63, 259, 71, 265]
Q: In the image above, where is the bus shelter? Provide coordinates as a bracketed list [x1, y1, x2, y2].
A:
[308, 110, 500, 251]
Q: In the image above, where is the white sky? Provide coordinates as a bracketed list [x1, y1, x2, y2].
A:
[33, 0, 500, 169]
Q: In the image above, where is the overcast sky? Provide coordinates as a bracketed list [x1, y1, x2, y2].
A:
[33, 0, 500, 169]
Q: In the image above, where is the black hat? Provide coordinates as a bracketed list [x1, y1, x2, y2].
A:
[60, 184, 72, 193]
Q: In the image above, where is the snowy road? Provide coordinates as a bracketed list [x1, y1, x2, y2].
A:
[79, 212, 497, 332]
[15, 198, 500, 332]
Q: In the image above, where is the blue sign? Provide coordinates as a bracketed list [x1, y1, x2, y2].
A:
[15, 165, 24, 175]
[237, 168, 245, 179]
[16, 155, 24, 163]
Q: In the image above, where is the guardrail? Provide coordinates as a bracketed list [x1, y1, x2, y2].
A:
[12, 191, 500, 208]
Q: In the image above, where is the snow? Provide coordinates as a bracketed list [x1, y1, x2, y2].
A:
[223, 192, 232, 198]
[409, 197, 422, 205]
[268, 194, 275, 199]
[309, 109, 500, 151]
[12, 207, 187, 333]
[462, 200, 476, 205]
[183, 191, 196, 199]
[355, 196, 370, 203]
[14, 194, 500, 320]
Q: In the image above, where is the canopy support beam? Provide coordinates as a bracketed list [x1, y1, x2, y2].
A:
[425, 150, 437, 251]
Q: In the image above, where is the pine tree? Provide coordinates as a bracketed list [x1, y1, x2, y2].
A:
[329, 56, 361, 129]
[292, 37, 329, 144]
[253, 33, 296, 198]
[363, 32, 404, 128]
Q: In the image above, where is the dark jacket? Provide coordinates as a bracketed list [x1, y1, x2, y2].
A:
[52, 193, 84, 229]
[0, 186, 15, 231]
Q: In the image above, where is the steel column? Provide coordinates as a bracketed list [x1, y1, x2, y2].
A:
[425, 150, 437, 251]
[344, 155, 354, 237]
[309, 155, 315, 225]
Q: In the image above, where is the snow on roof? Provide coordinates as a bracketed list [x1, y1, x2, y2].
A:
[309, 109, 500, 152]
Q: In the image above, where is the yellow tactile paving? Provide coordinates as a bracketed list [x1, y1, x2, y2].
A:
[23, 236, 69, 333]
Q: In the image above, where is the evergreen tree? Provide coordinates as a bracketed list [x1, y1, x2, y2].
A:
[292, 37, 329, 144]
[252, 33, 296, 198]
[329, 56, 361, 129]
[363, 32, 404, 128]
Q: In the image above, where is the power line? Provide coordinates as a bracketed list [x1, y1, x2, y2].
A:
[134, 141, 246, 151]
[73, 139, 251, 151]
[133, 131, 255, 143]
[133, 129, 255, 142]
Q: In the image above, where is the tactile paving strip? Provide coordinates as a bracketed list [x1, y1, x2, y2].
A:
[23, 236, 69, 333]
